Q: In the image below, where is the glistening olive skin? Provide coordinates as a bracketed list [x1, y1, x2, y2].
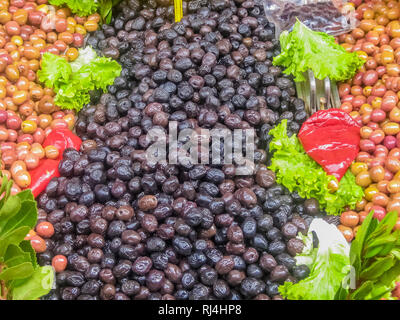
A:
[337, 0, 400, 240]
[37, 0, 326, 301]
[0, 1, 102, 191]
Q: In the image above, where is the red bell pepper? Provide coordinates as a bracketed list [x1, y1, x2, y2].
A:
[28, 129, 82, 198]
[298, 109, 361, 181]
[28, 159, 60, 198]
[42, 129, 82, 160]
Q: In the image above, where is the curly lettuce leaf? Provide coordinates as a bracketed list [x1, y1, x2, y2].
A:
[268, 120, 364, 215]
[326, 171, 364, 217]
[72, 47, 122, 90]
[280, 252, 350, 300]
[294, 232, 317, 268]
[38, 48, 121, 112]
[85, 57, 122, 91]
[273, 20, 365, 82]
[279, 219, 350, 300]
[48, 0, 98, 17]
[37, 53, 71, 89]
[49, 0, 122, 22]
[69, 46, 98, 72]
[53, 77, 92, 111]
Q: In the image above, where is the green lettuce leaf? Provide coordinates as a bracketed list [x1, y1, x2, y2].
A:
[293, 231, 317, 268]
[48, 0, 98, 17]
[328, 171, 365, 217]
[38, 48, 121, 112]
[54, 86, 92, 111]
[69, 46, 98, 72]
[72, 47, 122, 91]
[85, 57, 122, 91]
[273, 20, 365, 82]
[279, 219, 350, 300]
[48, 0, 122, 22]
[53, 75, 93, 111]
[37, 53, 71, 89]
[268, 120, 364, 215]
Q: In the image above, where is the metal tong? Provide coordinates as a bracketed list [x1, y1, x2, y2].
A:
[296, 70, 341, 116]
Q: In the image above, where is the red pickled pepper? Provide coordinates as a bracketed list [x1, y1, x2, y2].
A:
[298, 109, 361, 181]
[42, 129, 82, 160]
[28, 129, 82, 198]
[28, 159, 60, 198]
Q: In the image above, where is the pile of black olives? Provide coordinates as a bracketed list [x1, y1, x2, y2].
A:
[37, 0, 323, 300]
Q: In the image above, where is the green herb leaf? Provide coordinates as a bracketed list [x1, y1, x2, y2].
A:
[11, 266, 54, 300]
[392, 249, 400, 260]
[349, 210, 400, 300]
[367, 232, 399, 249]
[367, 282, 394, 300]
[0, 175, 8, 196]
[350, 211, 374, 277]
[366, 211, 399, 243]
[99, 0, 113, 24]
[349, 281, 374, 300]
[378, 240, 399, 257]
[360, 256, 395, 280]
[1, 200, 37, 237]
[334, 285, 349, 300]
[19, 240, 38, 268]
[1, 180, 14, 208]
[0, 262, 34, 281]
[273, 20, 365, 82]
[364, 245, 387, 259]
[0, 195, 21, 221]
[102, 0, 123, 23]
[16, 189, 34, 202]
[4, 244, 31, 268]
[0, 226, 30, 257]
[0, 190, 31, 232]
[379, 263, 400, 287]
[0, 176, 51, 300]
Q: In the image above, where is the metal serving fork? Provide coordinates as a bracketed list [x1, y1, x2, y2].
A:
[271, 0, 342, 116]
[295, 71, 341, 116]
[272, 31, 341, 114]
